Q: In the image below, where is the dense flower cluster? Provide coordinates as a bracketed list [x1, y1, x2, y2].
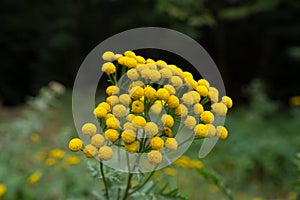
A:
[69, 50, 233, 165]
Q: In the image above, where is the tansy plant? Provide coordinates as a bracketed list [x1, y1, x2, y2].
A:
[68, 50, 233, 199]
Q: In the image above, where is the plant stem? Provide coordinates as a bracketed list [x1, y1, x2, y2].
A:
[128, 169, 156, 196]
[100, 161, 110, 200]
[122, 173, 133, 200]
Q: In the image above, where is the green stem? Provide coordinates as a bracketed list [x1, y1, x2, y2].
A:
[100, 161, 110, 200]
[128, 169, 156, 196]
[122, 173, 133, 200]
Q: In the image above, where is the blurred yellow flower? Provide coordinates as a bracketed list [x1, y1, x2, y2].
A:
[165, 138, 178, 151]
[66, 155, 80, 165]
[0, 184, 7, 197]
[50, 149, 65, 159]
[28, 172, 42, 184]
[30, 133, 40, 143]
[46, 158, 56, 166]
[98, 146, 113, 161]
[97, 102, 111, 112]
[164, 167, 177, 176]
[162, 127, 172, 137]
[170, 76, 183, 87]
[289, 96, 300, 106]
[135, 55, 145, 64]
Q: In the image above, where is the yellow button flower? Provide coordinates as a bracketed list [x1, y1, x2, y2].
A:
[127, 68, 139, 80]
[97, 102, 111, 112]
[132, 116, 147, 128]
[164, 84, 176, 95]
[82, 123, 97, 136]
[50, 149, 65, 159]
[185, 77, 198, 89]
[102, 51, 115, 61]
[198, 79, 210, 88]
[144, 86, 156, 100]
[148, 70, 161, 82]
[126, 114, 136, 122]
[194, 124, 208, 137]
[46, 158, 56, 166]
[125, 141, 139, 153]
[105, 113, 114, 121]
[161, 114, 174, 128]
[106, 95, 119, 106]
[184, 116, 197, 130]
[156, 60, 167, 67]
[156, 88, 170, 100]
[150, 104, 162, 115]
[221, 96, 233, 108]
[121, 129, 136, 143]
[150, 137, 164, 150]
[131, 100, 144, 113]
[119, 94, 132, 106]
[0, 184, 7, 197]
[200, 111, 215, 124]
[94, 106, 107, 118]
[83, 144, 98, 158]
[106, 117, 120, 129]
[165, 138, 178, 151]
[208, 87, 219, 103]
[146, 58, 155, 63]
[129, 86, 144, 99]
[194, 103, 204, 115]
[123, 122, 137, 131]
[91, 134, 105, 147]
[106, 85, 120, 96]
[28, 172, 42, 184]
[147, 150, 162, 165]
[196, 85, 209, 96]
[211, 102, 228, 116]
[188, 91, 201, 103]
[144, 122, 158, 136]
[206, 124, 216, 137]
[124, 57, 137, 68]
[112, 104, 127, 118]
[124, 50, 136, 58]
[216, 126, 228, 140]
[105, 129, 119, 142]
[170, 76, 183, 87]
[101, 62, 116, 75]
[181, 93, 195, 106]
[68, 138, 83, 152]
[167, 95, 179, 108]
[66, 156, 80, 165]
[98, 146, 113, 161]
[162, 127, 172, 137]
[159, 68, 173, 79]
[136, 55, 145, 64]
[174, 104, 188, 117]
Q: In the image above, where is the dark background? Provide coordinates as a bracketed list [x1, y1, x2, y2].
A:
[1, 0, 300, 106]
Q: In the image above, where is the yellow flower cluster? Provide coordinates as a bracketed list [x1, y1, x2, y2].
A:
[69, 50, 233, 165]
[174, 155, 203, 169]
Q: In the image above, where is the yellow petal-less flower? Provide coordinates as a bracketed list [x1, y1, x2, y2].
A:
[162, 127, 173, 137]
[170, 76, 183, 87]
[208, 87, 219, 103]
[216, 126, 228, 140]
[161, 114, 174, 128]
[150, 104, 162, 115]
[50, 149, 65, 159]
[144, 86, 156, 100]
[196, 85, 209, 96]
[200, 111, 215, 124]
[123, 122, 137, 131]
[106, 85, 120, 96]
[82, 123, 97, 136]
[127, 68, 139, 80]
[125, 141, 139, 153]
[102, 51, 115, 61]
[105, 129, 119, 142]
[119, 94, 132, 106]
[174, 104, 188, 117]
[97, 102, 111, 112]
[206, 124, 217, 137]
[181, 93, 195, 106]
[164, 84, 176, 95]
[98, 146, 113, 161]
[132, 116, 147, 128]
[221, 96, 233, 108]
[83, 144, 98, 158]
[28, 172, 42, 184]
[198, 79, 210, 88]
[112, 104, 127, 118]
[194, 103, 204, 115]
[121, 129, 136, 143]
[106, 95, 119, 106]
[159, 68, 173, 78]
[147, 150, 162, 165]
[156, 88, 170, 100]
[94, 106, 107, 118]
[68, 138, 83, 152]
[148, 70, 161, 82]
[131, 100, 144, 113]
[146, 58, 155, 63]
[91, 134, 105, 147]
[156, 60, 167, 67]
[129, 86, 144, 100]
[165, 138, 178, 151]
[102, 62, 116, 75]
[167, 95, 180, 108]
[0, 184, 7, 197]
[184, 116, 197, 130]
[194, 124, 208, 137]
[144, 122, 158, 136]
[124, 50, 136, 58]
[126, 114, 136, 122]
[124, 57, 138, 68]
[211, 102, 228, 116]
[66, 155, 80, 165]
[135, 55, 145, 64]
[106, 117, 120, 129]
[150, 137, 164, 150]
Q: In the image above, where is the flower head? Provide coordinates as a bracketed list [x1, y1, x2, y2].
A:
[106, 95, 119, 106]
[68, 138, 83, 152]
[94, 106, 107, 118]
[150, 137, 164, 150]
[121, 129, 136, 143]
[216, 126, 228, 140]
[28, 172, 42, 184]
[144, 122, 158, 136]
[91, 134, 105, 147]
[131, 100, 144, 113]
[125, 141, 139, 153]
[119, 94, 132, 106]
[144, 86, 156, 100]
[161, 114, 174, 128]
[102, 51, 115, 61]
[165, 138, 178, 151]
[211, 102, 228, 116]
[184, 116, 197, 130]
[174, 104, 188, 117]
[102, 62, 116, 75]
[200, 111, 215, 124]
[156, 88, 170, 100]
[105, 129, 119, 142]
[167, 95, 180, 108]
[129, 86, 144, 100]
[127, 68, 139, 80]
[106, 117, 120, 129]
[83, 144, 98, 158]
[132, 116, 147, 128]
[82, 123, 97, 136]
[112, 104, 127, 118]
[106, 85, 120, 96]
[221, 96, 233, 108]
[147, 150, 162, 165]
[98, 146, 113, 161]
[0, 184, 7, 197]
[170, 76, 183, 87]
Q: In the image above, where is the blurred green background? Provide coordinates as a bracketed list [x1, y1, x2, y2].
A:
[0, 0, 300, 199]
